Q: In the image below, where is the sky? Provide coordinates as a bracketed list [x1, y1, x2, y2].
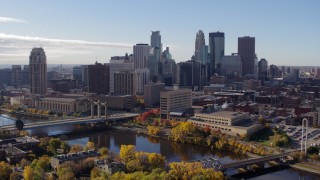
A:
[0, 0, 319, 66]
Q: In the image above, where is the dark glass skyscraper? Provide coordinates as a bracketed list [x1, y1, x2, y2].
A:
[238, 36, 255, 76]
[209, 32, 225, 76]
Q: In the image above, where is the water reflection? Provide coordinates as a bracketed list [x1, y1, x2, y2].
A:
[64, 129, 246, 163]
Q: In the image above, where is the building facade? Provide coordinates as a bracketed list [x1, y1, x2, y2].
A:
[160, 89, 192, 119]
[110, 58, 132, 93]
[133, 44, 150, 69]
[114, 71, 134, 95]
[209, 32, 225, 75]
[88, 62, 110, 95]
[238, 36, 255, 76]
[144, 83, 165, 107]
[133, 68, 150, 95]
[29, 48, 47, 95]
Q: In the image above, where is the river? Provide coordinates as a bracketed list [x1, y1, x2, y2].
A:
[0, 115, 319, 179]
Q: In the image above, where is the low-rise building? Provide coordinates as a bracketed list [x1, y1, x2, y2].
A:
[94, 159, 126, 174]
[188, 111, 261, 136]
[51, 150, 99, 169]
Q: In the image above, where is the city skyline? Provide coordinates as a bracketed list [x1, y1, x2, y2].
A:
[0, 0, 319, 66]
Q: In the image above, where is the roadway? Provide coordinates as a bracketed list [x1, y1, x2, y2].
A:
[0, 113, 139, 131]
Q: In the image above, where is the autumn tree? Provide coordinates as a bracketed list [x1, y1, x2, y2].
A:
[99, 147, 109, 157]
[69, 144, 83, 153]
[87, 141, 95, 150]
[148, 153, 166, 170]
[23, 166, 33, 180]
[170, 122, 196, 142]
[0, 161, 12, 180]
[57, 166, 75, 180]
[119, 145, 136, 163]
[90, 167, 101, 179]
[147, 125, 161, 136]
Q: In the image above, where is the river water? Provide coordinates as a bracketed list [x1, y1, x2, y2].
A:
[0, 115, 319, 179]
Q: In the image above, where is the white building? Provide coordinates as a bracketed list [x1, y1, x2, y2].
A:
[133, 44, 150, 69]
[109, 59, 132, 93]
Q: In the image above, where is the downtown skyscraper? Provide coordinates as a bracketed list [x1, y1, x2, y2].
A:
[29, 47, 47, 95]
[238, 36, 255, 76]
[209, 32, 225, 75]
[194, 30, 205, 63]
[150, 31, 162, 49]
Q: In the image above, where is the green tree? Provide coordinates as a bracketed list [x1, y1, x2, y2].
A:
[48, 138, 62, 153]
[60, 141, 71, 154]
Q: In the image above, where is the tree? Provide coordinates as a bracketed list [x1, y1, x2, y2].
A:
[147, 126, 161, 136]
[91, 167, 101, 179]
[23, 166, 33, 180]
[48, 138, 62, 153]
[69, 144, 83, 153]
[87, 141, 95, 150]
[171, 122, 196, 142]
[0, 161, 12, 180]
[15, 119, 24, 131]
[57, 166, 75, 180]
[99, 147, 109, 157]
[60, 141, 71, 154]
[148, 153, 166, 170]
[119, 145, 136, 163]
[10, 172, 21, 180]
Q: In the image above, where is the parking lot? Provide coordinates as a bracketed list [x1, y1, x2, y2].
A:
[277, 122, 320, 146]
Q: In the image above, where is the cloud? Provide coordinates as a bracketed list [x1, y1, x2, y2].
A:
[0, 33, 133, 63]
[0, 17, 27, 23]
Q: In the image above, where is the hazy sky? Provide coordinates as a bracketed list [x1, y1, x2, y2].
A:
[0, 0, 319, 66]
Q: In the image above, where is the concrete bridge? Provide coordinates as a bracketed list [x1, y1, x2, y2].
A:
[221, 151, 295, 171]
[0, 113, 139, 131]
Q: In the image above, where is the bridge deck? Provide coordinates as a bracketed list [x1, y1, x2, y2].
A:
[0, 113, 139, 130]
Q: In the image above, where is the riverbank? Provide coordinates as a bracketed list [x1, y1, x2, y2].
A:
[112, 125, 260, 159]
[290, 162, 320, 176]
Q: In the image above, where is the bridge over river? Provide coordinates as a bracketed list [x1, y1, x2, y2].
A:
[0, 113, 139, 131]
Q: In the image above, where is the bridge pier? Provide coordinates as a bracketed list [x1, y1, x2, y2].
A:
[91, 100, 107, 119]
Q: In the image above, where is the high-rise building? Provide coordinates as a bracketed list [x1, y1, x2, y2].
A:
[151, 31, 162, 49]
[109, 56, 132, 93]
[114, 71, 134, 95]
[162, 47, 172, 60]
[258, 58, 268, 82]
[21, 65, 30, 87]
[221, 54, 242, 82]
[88, 62, 110, 95]
[176, 60, 205, 90]
[133, 68, 150, 95]
[0, 68, 13, 86]
[195, 30, 205, 63]
[238, 36, 255, 76]
[209, 32, 225, 75]
[147, 47, 161, 82]
[161, 58, 176, 86]
[144, 82, 165, 107]
[29, 48, 47, 95]
[12, 65, 21, 88]
[133, 44, 150, 69]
